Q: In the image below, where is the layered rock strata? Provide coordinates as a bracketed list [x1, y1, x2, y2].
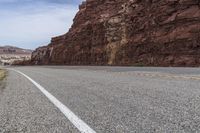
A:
[31, 0, 200, 66]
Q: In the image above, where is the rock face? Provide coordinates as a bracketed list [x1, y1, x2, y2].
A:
[31, 0, 200, 66]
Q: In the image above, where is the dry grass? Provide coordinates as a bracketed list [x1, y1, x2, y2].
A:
[0, 69, 6, 80]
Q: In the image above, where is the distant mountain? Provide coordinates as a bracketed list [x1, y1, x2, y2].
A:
[0, 46, 32, 55]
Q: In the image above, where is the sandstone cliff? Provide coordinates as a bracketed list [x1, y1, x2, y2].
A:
[31, 0, 200, 66]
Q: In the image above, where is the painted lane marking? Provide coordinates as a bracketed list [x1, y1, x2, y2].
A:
[10, 69, 96, 133]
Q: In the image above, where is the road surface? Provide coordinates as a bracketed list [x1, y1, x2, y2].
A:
[1, 66, 200, 132]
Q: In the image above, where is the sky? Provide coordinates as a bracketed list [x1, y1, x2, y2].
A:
[0, 0, 83, 49]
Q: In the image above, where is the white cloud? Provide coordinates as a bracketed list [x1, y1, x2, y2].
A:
[0, 3, 79, 49]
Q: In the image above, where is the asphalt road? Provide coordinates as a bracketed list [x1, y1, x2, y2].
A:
[1, 66, 200, 133]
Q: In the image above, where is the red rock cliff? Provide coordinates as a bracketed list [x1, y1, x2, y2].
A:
[31, 0, 200, 66]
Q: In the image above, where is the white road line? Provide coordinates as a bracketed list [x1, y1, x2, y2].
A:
[10, 69, 96, 133]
